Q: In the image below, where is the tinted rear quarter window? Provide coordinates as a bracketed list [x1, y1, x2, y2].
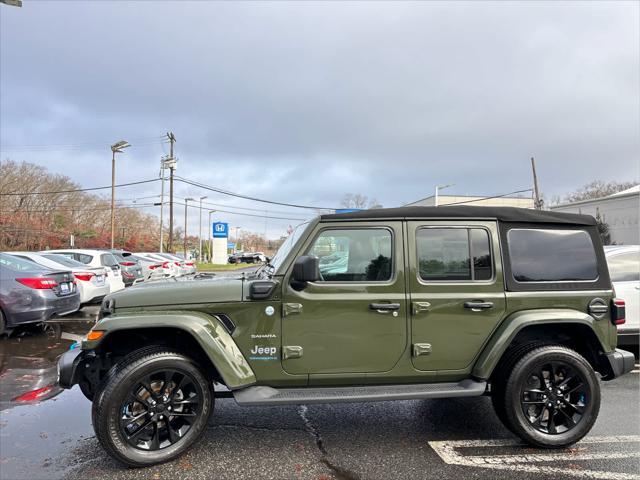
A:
[508, 229, 598, 282]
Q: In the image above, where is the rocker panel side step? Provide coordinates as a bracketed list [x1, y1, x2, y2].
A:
[233, 379, 487, 406]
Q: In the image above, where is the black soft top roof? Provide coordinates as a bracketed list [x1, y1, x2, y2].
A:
[321, 206, 596, 226]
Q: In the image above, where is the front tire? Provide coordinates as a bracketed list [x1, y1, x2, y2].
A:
[502, 345, 600, 448]
[92, 349, 213, 467]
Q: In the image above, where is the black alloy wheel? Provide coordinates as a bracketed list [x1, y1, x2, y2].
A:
[93, 348, 213, 467]
[119, 369, 203, 451]
[502, 345, 600, 448]
[520, 361, 589, 435]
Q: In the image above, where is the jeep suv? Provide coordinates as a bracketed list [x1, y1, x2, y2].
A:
[57, 206, 635, 467]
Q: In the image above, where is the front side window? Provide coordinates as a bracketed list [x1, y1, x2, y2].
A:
[417, 228, 492, 281]
[607, 252, 640, 282]
[508, 229, 598, 282]
[308, 228, 392, 282]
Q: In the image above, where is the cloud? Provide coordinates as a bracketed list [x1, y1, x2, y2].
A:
[1, 1, 638, 237]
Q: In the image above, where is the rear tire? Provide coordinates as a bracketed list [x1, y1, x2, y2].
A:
[92, 348, 213, 467]
[502, 345, 600, 448]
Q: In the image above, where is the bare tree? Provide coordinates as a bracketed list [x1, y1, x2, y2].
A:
[563, 180, 636, 203]
[340, 193, 383, 209]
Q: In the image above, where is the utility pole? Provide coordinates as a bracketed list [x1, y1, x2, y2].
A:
[531, 157, 542, 210]
[207, 210, 216, 263]
[167, 132, 177, 253]
[110, 140, 130, 249]
[184, 197, 194, 259]
[159, 158, 166, 252]
[198, 196, 207, 262]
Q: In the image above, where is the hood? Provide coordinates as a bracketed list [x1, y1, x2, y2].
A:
[107, 276, 244, 309]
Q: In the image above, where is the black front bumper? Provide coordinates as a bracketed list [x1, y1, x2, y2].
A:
[57, 348, 91, 388]
[604, 348, 636, 379]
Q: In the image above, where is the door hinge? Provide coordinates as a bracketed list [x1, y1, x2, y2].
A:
[282, 345, 303, 360]
[412, 301, 431, 315]
[413, 343, 432, 357]
[283, 303, 303, 316]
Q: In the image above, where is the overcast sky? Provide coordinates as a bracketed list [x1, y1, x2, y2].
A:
[1, 1, 638, 238]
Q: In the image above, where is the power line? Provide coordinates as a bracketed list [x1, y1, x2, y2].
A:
[0, 136, 166, 152]
[174, 175, 336, 211]
[443, 189, 533, 206]
[0, 178, 160, 196]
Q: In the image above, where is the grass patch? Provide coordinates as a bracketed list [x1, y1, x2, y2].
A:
[195, 262, 257, 271]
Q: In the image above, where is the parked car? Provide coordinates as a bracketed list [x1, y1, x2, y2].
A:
[155, 253, 196, 275]
[228, 251, 260, 264]
[128, 254, 169, 282]
[137, 252, 182, 277]
[228, 251, 243, 264]
[605, 245, 639, 346]
[58, 206, 635, 467]
[7, 252, 109, 305]
[45, 249, 125, 293]
[106, 250, 144, 286]
[0, 253, 80, 334]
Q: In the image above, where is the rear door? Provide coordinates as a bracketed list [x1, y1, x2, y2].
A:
[281, 221, 407, 376]
[407, 220, 506, 371]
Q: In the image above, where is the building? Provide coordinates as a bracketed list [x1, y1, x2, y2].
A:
[405, 194, 534, 209]
[550, 185, 639, 245]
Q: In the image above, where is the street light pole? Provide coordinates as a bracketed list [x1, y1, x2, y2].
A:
[198, 196, 207, 262]
[434, 183, 455, 207]
[234, 226, 241, 252]
[184, 197, 194, 259]
[110, 140, 130, 249]
[207, 210, 216, 263]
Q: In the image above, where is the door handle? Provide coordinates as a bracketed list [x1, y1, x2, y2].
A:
[464, 301, 494, 311]
[370, 303, 401, 314]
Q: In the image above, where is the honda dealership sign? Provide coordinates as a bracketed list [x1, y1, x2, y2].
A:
[211, 222, 229, 264]
[212, 222, 228, 238]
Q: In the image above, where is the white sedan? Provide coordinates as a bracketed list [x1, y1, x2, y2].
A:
[45, 249, 125, 293]
[605, 245, 639, 347]
[8, 252, 110, 305]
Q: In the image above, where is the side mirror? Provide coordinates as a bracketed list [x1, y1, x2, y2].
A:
[292, 255, 321, 284]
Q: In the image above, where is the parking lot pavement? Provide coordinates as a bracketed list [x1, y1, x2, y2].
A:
[0, 306, 638, 480]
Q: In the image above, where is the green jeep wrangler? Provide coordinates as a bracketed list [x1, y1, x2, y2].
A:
[58, 206, 635, 467]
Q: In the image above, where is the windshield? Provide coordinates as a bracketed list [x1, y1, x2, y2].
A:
[269, 222, 313, 273]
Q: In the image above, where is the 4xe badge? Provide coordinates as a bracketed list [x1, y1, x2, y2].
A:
[249, 345, 278, 361]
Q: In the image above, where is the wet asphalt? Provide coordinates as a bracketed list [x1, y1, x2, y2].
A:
[0, 280, 638, 480]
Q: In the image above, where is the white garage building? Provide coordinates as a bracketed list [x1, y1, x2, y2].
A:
[550, 185, 639, 245]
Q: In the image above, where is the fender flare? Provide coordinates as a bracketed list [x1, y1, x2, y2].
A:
[83, 311, 256, 389]
[472, 308, 610, 380]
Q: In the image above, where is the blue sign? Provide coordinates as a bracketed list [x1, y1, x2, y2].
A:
[227, 242, 235, 249]
[212, 222, 229, 238]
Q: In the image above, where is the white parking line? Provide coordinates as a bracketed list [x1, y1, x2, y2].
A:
[429, 435, 640, 480]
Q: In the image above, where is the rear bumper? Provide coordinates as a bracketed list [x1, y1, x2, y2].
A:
[604, 348, 636, 379]
[57, 348, 92, 388]
[617, 328, 639, 346]
[6, 293, 80, 326]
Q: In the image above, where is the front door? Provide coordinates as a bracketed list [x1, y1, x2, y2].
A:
[407, 220, 506, 372]
[281, 222, 407, 376]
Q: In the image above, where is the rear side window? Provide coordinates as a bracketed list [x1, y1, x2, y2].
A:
[607, 252, 640, 282]
[75, 253, 93, 264]
[416, 228, 493, 281]
[308, 228, 393, 282]
[507, 229, 598, 282]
